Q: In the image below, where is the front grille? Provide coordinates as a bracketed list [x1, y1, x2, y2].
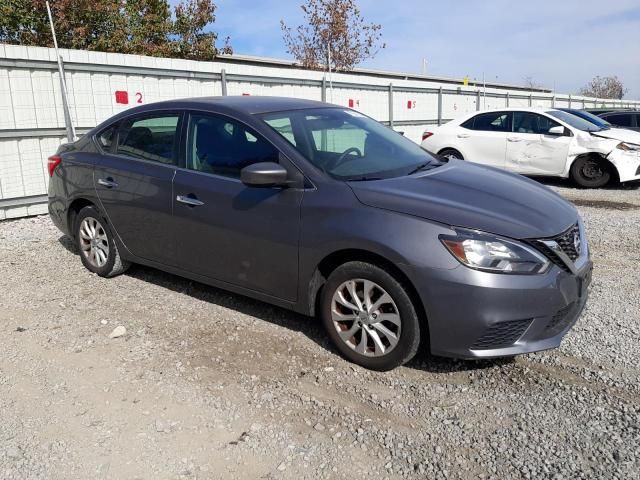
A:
[471, 319, 532, 350]
[543, 302, 577, 337]
[554, 223, 580, 261]
[529, 223, 581, 272]
[535, 243, 571, 272]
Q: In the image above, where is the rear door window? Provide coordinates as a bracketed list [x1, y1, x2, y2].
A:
[116, 114, 180, 165]
[464, 112, 511, 132]
[96, 125, 117, 151]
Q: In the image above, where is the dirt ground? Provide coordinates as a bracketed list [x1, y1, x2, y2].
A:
[1, 181, 639, 479]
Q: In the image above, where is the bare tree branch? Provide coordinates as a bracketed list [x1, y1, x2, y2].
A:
[579, 76, 627, 99]
[281, 0, 384, 71]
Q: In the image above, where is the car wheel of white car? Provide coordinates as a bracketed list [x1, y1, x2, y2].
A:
[570, 155, 612, 188]
[438, 149, 464, 161]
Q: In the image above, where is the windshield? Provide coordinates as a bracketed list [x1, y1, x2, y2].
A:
[558, 109, 611, 129]
[260, 108, 439, 181]
[547, 110, 605, 132]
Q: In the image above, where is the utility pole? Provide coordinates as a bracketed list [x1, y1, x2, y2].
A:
[46, 1, 75, 141]
[482, 72, 486, 108]
[326, 41, 334, 103]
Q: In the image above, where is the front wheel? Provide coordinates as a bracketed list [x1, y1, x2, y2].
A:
[438, 148, 464, 161]
[320, 262, 421, 371]
[570, 156, 612, 188]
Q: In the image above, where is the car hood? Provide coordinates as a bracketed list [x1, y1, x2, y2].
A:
[348, 160, 577, 240]
[590, 128, 640, 145]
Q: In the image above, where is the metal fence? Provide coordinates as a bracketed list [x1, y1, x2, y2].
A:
[1, 43, 639, 219]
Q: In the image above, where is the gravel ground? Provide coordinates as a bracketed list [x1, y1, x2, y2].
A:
[1, 181, 639, 480]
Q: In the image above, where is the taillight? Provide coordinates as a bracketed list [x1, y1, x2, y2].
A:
[48, 155, 62, 177]
[422, 131, 434, 141]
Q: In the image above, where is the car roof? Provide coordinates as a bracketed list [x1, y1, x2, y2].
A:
[600, 110, 639, 115]
[123, 96, 333, 115]
[467, 107, 558, 114]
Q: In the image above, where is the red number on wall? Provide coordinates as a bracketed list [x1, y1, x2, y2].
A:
[136, 92, 143, 104]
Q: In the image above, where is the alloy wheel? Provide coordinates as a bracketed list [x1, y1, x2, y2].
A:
[78, 217, 110, 268]
[331, 279, 402, 357]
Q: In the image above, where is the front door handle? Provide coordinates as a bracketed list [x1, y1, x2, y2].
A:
[507, 137, 523, 142]
[176, 195, 205, 207]
[97, 178, 118, 188]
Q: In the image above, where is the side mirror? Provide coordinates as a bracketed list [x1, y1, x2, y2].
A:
[547, 126, 565, 136]
[240, 162, 288, 187]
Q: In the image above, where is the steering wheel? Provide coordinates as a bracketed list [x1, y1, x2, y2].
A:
[325, 147, 363, 171]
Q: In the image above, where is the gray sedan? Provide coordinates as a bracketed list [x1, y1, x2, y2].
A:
[48, 96, 592, 370]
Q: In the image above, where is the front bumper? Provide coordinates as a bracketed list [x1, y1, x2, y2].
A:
[608, 149, 640, 183]
[405, 256, 592, 359]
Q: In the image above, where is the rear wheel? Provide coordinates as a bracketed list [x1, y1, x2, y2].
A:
[76, 206, 129, 277]
[438, 148, 464, 161]
[320, 261, 421, 371]
[570, 155, 612, 188]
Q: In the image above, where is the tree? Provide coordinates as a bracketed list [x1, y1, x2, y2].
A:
[0, 0, 232, 60]
[173, 0, 232, 59]
[123, 0, 174, 57]
[579, 76, 627, 99]
[0, 0, 126, 51]
[281, 0, 384, 71]
[523, 76, 544, 90]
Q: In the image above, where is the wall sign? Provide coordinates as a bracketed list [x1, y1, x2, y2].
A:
[115, 91, 143, 104]
[115, 91, 129, 104]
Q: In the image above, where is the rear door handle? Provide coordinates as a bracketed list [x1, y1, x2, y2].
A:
[176, 195, 205, 207]
[457, 133, 470, 138]
[97, 178, 118, 188]
[507, 137, 522, 142]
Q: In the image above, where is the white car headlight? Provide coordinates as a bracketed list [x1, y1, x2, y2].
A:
[616, 142, 640, 152]
[440, 229, 550, 274]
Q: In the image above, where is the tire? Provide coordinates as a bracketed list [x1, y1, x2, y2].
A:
[570, 155, 612, 188]
[320, 261, 421, 371]
[75, 205, 130, 278]
[438, 148, 464, 161]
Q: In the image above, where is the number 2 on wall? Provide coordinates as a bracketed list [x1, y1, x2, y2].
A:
[135, 92, 143, 104]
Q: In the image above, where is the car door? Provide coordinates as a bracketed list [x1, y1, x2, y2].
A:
[506, 111, 571, 175]
[94, 112, 181, 265]
[456, 111, 510, 168]
[171, 112, 303, 302]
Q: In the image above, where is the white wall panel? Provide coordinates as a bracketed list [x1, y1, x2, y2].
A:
[8, 69, 37, 128]
[1, 44, 639, 218]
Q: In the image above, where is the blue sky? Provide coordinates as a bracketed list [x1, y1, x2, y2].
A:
[198, 0, 640, 98]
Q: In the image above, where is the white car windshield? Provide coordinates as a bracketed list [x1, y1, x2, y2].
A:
[261, 108, 440, 181]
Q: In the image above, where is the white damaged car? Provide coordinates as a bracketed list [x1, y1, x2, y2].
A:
[421, 107, 640, 187]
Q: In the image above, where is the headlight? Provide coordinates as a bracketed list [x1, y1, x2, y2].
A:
[440, 229, 550, 274]
[616, 142, 640, 152]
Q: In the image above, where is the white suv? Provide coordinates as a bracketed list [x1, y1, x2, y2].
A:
[421, 107, 640, 187]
